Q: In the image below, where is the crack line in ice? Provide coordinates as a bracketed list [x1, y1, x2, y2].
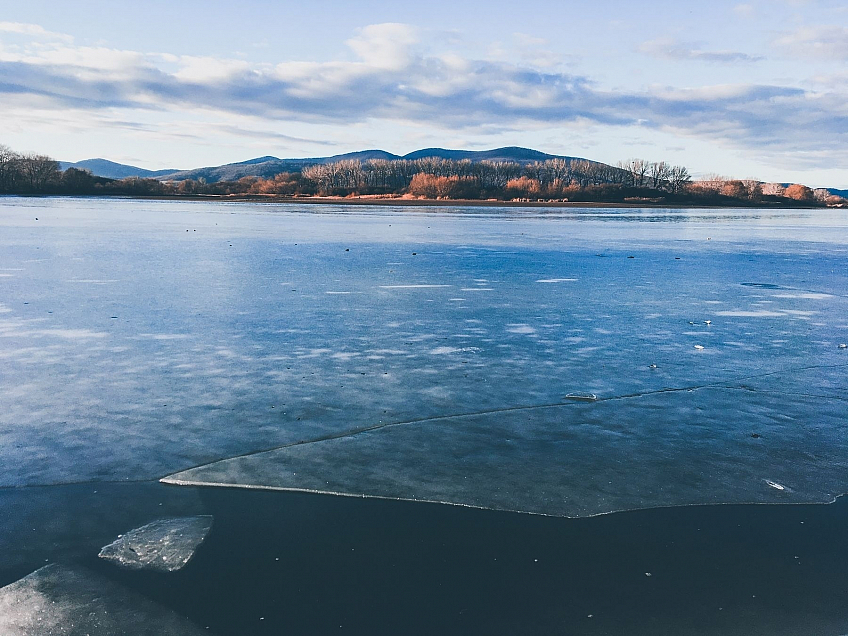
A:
[718, 386, 848, 402]
[162, 361, 848, 475]
[741, 282, 848, 300]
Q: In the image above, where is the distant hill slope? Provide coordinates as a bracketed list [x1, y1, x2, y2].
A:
[60, 159, 179, 180]
[401, 146, 575, 163]
[323, 149, 402, 162]
[150, 147, 594, 183]
[827, 188, 848, 198]
[153, 159, 311, 183]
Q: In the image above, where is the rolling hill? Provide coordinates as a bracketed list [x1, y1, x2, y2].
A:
[63, 147, 591, 183]
[59, 159, 180, 180]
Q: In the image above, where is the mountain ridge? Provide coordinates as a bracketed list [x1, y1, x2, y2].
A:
[62, 147, 590, 183]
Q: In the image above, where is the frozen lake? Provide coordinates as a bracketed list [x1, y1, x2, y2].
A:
[1, 197, 847, 634]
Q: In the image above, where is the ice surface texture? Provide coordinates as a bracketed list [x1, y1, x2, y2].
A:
[164, 382, 848, 518]
[2, 199, 847, 517]
[0, 564, 209, 635]
[99, 516, 213, 572]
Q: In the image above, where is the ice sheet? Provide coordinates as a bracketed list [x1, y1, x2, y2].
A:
[0, 564, 210, 635]
[1, 198, 847, 517]
[99, 516, 213, 572]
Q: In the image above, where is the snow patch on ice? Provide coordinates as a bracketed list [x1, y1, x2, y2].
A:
[507, 324, 537, 335]
[66, 279, 119, 284]
[429, 346, 460, 355]
[716, 311, 787, 317]
[379, 284, 452, 289]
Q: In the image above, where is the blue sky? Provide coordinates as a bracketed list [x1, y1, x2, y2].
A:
[0, 0, 846, 186]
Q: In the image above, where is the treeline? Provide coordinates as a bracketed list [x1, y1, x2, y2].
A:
[303, 157, 694, 197]
[0, 144, 165, 195]
[0, 146, 65, 193]
[178, 157, 695, 201]
[2, 142, 843, 206]
[179, 157, 837, 206]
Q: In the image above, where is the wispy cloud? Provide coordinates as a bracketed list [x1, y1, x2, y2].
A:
[639, 38, 763, 63]
[0, 21, 73, 42]
[732, 4, 756, 17]
[210, 124, 335, 146]
[774, 25, 848, 60]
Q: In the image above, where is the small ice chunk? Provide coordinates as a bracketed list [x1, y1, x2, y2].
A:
[99, 516, 213, 572]
[564, 393, 598, 401]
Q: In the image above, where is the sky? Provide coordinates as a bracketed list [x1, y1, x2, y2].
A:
[0, 0, 846, 187]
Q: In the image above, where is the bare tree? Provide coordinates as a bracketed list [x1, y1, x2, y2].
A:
[621, 159, 650, 187]
[666, 165, 691, 193]
[18, 154, 60, 192]
[648, 161, 670, 190]
[0, 144, 20, 192]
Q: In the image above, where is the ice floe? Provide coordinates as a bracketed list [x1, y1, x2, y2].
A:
[0, 564, 209, 635]
[98, 516, 213, 572]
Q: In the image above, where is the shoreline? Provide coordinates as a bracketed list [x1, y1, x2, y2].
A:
[3, 193, 832, 209]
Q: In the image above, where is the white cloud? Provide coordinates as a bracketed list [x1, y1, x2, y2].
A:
[32, 45, 148, 73]
[345, 23, 418, 70]
[173, 56, 253, 82]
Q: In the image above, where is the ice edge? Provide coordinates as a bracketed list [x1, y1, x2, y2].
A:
[159, 477, 846, 520]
